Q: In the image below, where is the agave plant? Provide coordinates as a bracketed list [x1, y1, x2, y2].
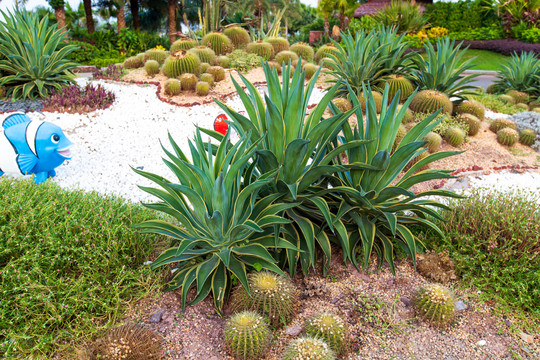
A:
[373, 0, 428, 34]
[409, 37, 480, 101]
[134, 130, 297, 313]
[326, 83, 463, 272]
[0, 9, 78, 99]
[202, 61, 368, 274]
[492, 51, 540, 99]
[325, 27, 416, 97]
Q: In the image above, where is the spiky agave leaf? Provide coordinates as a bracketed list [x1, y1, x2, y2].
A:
[133, 130, 299, 313]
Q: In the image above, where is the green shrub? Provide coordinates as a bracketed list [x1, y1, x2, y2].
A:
[227, 49, 261, 72]
[448, 27, 504, 41]
[348, 16, 380, 35]
[373, 0, 428, 34]
[424, 0, 498, 32]
[0, 178, 164, 358]
[467, 93, 521, 115]
[492, 52, 540, 99]
[519, 27, 540, 43]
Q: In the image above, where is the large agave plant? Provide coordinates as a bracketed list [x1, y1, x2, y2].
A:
[326, 83, 463, 272]
[410, 37, 480, 101]
[0, 9, 78, 99]
[134, 130, 297, 313]
[203, 61, 368, 274]
[492, 51, 540, 99]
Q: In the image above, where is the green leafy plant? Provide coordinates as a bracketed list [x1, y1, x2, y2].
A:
[228, 49, 262, 72]
[467, 93, 521, 115]
[492, 52, 540, 99]
[373, 0, 428, 33]
[0, 8, 78, 99]
[134, 131, 295, 313]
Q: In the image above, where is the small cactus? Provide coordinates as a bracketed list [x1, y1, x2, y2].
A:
[230, 271, 296, 327]
[315, 44, 337, 63]
[216, 55, 230, 68]
[304, 63, 318, 80]
[519, 129, 536, 146]
[292, 59, 307, 69]
[454, 100, 485, 120]
[486, 83, 498, 94]
[358, 91, 383, 113]
[398, 104, 414, 124]
[0, 86, 7, 99]
[283, 336, 335, 360]
[170, 38, 198, 52]
[179, 73, 198, 91]
[224, 311, 271, 360]
[404, 151, 429, 172]
[332, 98, 352, 113]
[458, 114, 481, 136]
[533, 107, 540, 113]
[274, 50, 299, 66]
[268, 61, 282, 74]
[266, 37, 290, 55]
[123, 56, 142, 69]
[246, 41, 274, 60]
[200, 62, 211, 74]
[189, 46, 216, 65]
[201, 32, 232, 55]
[384, 75, 414, 102]
[507, 89, 529, 103]
[200, 73, 215, 87]
[136, 52, 147, 64]
[489, 118, 517, 133]
[444, 127, 466, 147]
[290, 42, 314, 62]
[224, 26, 250, 49]
[410, 90, 453, 115]
[393, 124, 407, 152]
[163, 50, 200, 78]
[206, 66, 225, 82]
[145, 49, 168, 64]
[304, 313, 347, 354]
[196, 81, 210, 96]
[516, 103, 529, 111]
[499, 94, 515, 104]
[164, 79, 181, 96]
[414, 284, 455, 326]
[424, 131, 442, 153]
[144, 60, 160, 76]
[497, 128, 519, 146]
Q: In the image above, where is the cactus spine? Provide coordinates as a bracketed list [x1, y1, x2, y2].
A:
[304, 313, 347, 354]
[516, 103, 529, 111]
[304, 63, 318, 80]
[444, 127, 466, 147]
[224, 311, 271, 360]
[224, 26, 250, 49]
[123, 56, 142, 69]
[497, 128, 519, 146]
[206, 66, 225, 82]
[145, 49, 168, 65]
[454, 100, 485, 120]
[489, 118, 517, 133]
[266, 37, 290, 55]
[397, 104, 414, 124]
[246, 41, 274, 60]
[499, 94, 515, 104]
[179, 73, 198, 91]
[267, 61, 282, 74]
[201, 32, 232, 55]
[415, 284, 455, 327]
[216, 55, 230, 68]
[315, 44, 337, 63]
[290, 42, 315, 62]
[188, 46, 216, 65]
[275, 50, 299, 66]
[458, 114, 481, 136]
[144, 60, 160, 76]
[384, 75, 414, 102]
[332, 98, 353, 113]
[170, 38, 198, 52]
[200, 73, 215, 87]
[200, 62, 211, 74]
[410, 90, 453, 115]
[507, 90, 529, 103]
[164, 79, 181, 96]
[519, 129, 536, 146]
[196, 81, 210, 96]
[424, 131, 442, 153]
[163, 50, 200, 78]
[393, 124, 407, 152]
[359, 91, 383, 113]
[283, 336, 335, 360]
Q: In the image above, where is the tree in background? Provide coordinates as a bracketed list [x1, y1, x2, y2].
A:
[83, 0, 95, 32]
[318, 0, 356, 31]
[48, 0, 66, 31]
[130, 0, 140, 29]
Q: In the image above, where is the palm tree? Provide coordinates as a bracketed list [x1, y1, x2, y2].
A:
[83, 0, 95, 33]
[116, 0, 126, 31]
[48, 0, 67, 31]
[168, 0, 176, 42]
[130, 0, 140, 29]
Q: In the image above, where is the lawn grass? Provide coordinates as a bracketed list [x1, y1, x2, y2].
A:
[460, 49, 509, 71]
[0, 178, 166, 358]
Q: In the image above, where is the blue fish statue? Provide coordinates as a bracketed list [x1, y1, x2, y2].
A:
[0, 112, 73, 184]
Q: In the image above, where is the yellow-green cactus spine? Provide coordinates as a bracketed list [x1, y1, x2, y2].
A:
[290, 42, 314, 62]
[397, 104, 414, 124]
[489, 118, 516, 133]
[519, 129, 536, 146]
[266, 37, 290, 55]
[359, 91, 383, 113]
[200, 73, 215, 87]
[415, 284, 455, 327]
[499, 94, 515, 104]
[201, 32, 232, 55]
[507, 90, 529, 103]
[393, 124, 407, 152]
[497, 128, 519, 146]
[224, 26, 250, 49]
[170, 38, 198, 52]
[458, 114, 481, 136]
[410, 90, 453, 115]
[304, 313, 347, 354]
[196, 81, 210, 96]
[274, 50, 298, 66]
[144, 60, 160, 76]
[332, 98, 353, 113]
[516, 103, 529, 111]
[163, 50, 200, 78]
[424, 132, 442, 153]
[206, 66, 225, 82]
[123, 56, 142, 69]
[164, 79, 181, 96]
[486, 83, 497, 94]
[224, 311, 271, 360]
[200, 62, 211, 74]
[315, 44, 337, 63]
[179, 73, 198, 91]
[246, 41, 274, 60]
[267, 61, 282, 74]
[283, 336, 335, 360]
[454, 100, 485, 121]
[384, 75, 414, 102]
[304, 63, 317, 80]
[216, 55, 230, 68]
[444, 127, 466, 147]
[145, 49, 168, 65]
[188, 46, 216, 65]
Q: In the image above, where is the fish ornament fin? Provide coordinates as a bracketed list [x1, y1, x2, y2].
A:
[0, 170, 4, 176]
[2, 112, 30, 129]
[48, 170, 56, 177]
[33, 172, 48, 184]
[17, 153, 38, 174]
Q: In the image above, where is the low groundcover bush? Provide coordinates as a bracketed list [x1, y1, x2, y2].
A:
[0, 179, 165, 358]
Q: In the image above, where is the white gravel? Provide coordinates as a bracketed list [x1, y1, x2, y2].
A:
[17, 77, 326, 203]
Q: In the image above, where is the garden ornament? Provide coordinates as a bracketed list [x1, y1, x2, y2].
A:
[214, 114, 229, 135]
[0, 112, 72, 184]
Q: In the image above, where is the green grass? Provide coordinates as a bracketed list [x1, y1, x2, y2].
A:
[0, 178, 166, 358]
[423, 189, 540, 331]
[459, 49, 509, 71]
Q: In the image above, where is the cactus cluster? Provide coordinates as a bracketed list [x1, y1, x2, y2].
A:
[136, 52, 146, 64]
[164, 79, 181, 96]
[454, 100, 485, 120]
[410, 90, 453, 115]
[516, 103, 529, 111]
[384, 75, 414, 102]
[458, 113, 481, 136]
[283, 336, 335, 360]
[123, 56, 142, 69]
[489, 118, 517, 133]
[144, 60, 160, 76]
[315, 44, 337, 64]
[206, 66, 225, 82]
[424, 131, 443, 153]
[414, 284, 455, 327]
[266, 37, 290, 55]
[444, 127, 466, 147]
[189, 46, 216, 65]
[216, 55, 230, 68]
[179, 73, 198, 91]
[332, 98, 353, 113]
[359, 91, 383, 113]
[224, 26, 250, 49]
[304, 63, 318, 80]
[224, 311, 271, 360]
[499, 94, 515, 104]
[170, 38, 198, 52]
[497, 128, 519, 146]
[163, 50, 200, 78]
[230, 271, 296, 327]
[200, 73, 215, 87]
[196, 81, 210, 96]
[200, 62, 211, 74]
[290, 42, 314, 62]
[519, 128, 537, 146]
[486, 83, 497, 94]
[201, 32, 232, 55]
[268, 61, 282, 74]
[304, 313, 347, 354]
[246, 41, 274, 60]
[507, 89, 529, 104]
[145, 49, 168, 64]
[275, 50, 299, 66]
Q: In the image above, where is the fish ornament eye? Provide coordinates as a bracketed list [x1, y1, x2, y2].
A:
[51, 134, 60, 143]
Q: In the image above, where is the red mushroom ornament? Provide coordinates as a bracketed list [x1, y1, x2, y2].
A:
[214, 114, 229, 135]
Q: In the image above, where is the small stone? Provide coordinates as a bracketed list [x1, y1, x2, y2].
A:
[476, 340, 486, 346]
[400, 296, 411, 307]
[504, 319, 512, 327]
[148, 309, 165, 323]
[519, 332, 534, 344]
[143, 260, 152, 266]
[136, 166, 144, 170]
[454, 300, 467, 311]
[285, 324, 302, 337]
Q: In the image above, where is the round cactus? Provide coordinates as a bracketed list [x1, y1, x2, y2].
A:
[246, 41, 273, 60]
[358, 91, 383, 113]
[384, 75, 414, 103]
[170, 38, 198, 52]
[179, 73, 198, 91]
[315, 44, 337, 63]
[196, 81, 210, 96]
[292, 59, 308, 69]
[224, 26, 250, 49]
[393, 124, 407, 152]
[188, 46, 216, 65]
[144, 60, 160, 76]
[216, 55, 230, 68]
[489, 118, 517, 133]
[410, 90, 453, 115]
[206, 66, 225, 82]
[486, 83, 498, 94]
[304, 313, 347, 354]
[136, 52, 147, 64]
[458, 114, 481, 136]
[200, 73, 215, 87]
[163, 50, 200, 78]
[519, 129, 536, 146]
[516, 103, 529, 111]
[507, 89, 529, 103]
[123, 56, 142, 69]
[497, 128, 519, 146]
[268, 61, 282, 74]
[424, 131, 442, 153]
[533, 107, 540, 113]
[230, 271, 296, 327]
[275, 50, 299, 66]
[200, 62, 211, 74]
[454, 100, 485, 121]
[283, 336, 335, 360]
[224, 311, 271, 360]
[290, 42, 314, 62]
[266, 37, 290, 55]
[499, 94, 515, 104]
[444, 127, 466, 147]
[404, 151, 429, 172]
[415, 284, 455, 326]
[164, 79, 181, 96]
[332, 98, 352, 113]
[201, 32, 232, 55]
[304, 63, 318, 80]
[145, 49, 168, 64]
[397, 104, 414, 124]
